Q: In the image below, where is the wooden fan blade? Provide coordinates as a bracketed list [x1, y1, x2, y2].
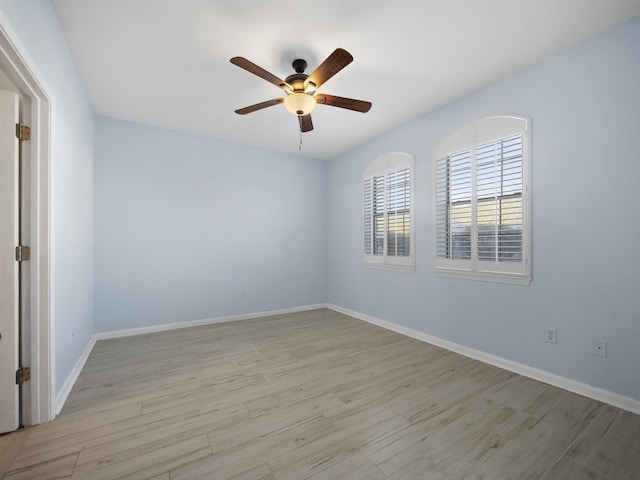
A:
[230, 57, 289, 90]
[304, 48, 353, 90]
[235, 98, 284, 115]
[315, 94, 372, 113]
[299, 114, 313, 132]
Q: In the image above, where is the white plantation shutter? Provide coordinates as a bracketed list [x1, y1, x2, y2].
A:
[363, 153, 415, 272]
[363, 175, 386, 256]
[373, 175, 385, 255]
[476, 134, 523, 262]
[435, 150, 472, 261]
[363, 178, 373, 255]
[386, 167, 411, 257]
[433, 116, 530, 285]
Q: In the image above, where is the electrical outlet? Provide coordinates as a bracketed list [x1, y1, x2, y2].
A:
[594, 340, 607, 357]
[545, 328, 557, 344]
[240, 291, 247, 299]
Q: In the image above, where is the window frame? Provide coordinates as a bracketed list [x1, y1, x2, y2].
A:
[432, 116, 531, 285]
[363, 152, 415, 273]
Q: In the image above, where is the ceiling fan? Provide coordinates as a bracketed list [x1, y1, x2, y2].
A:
[230, 48, 372, 133]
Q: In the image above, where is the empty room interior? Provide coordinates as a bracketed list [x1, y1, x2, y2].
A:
[1, 1, 639, 479]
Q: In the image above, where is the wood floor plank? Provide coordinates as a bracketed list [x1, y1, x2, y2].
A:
[443, 407, 535, 478]
[73, 404, 245, 467]
[305, 453, 385, 480]
[0, 430, 30, 479]
[4, 452, 78, 480]
[171, 455, 274, 480]
[582, 409, 640, 479]
[268, 414, 411, 480]
[4, 308, 639, 480]
[25, 401, 142, 446]
[147, 474, 171, 480]
[11, 405, 200, 470]
[207, 394, 343, 455]
[199, 414, 336, 478]
[541, 456, 601, 480]
[386, 457, 453, 480]
[470, 407, 593, 480]
[71, 434, 211, 480]
[564, 405, 621, 464]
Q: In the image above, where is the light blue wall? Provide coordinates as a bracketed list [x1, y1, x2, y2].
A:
[0, 0, 95, 394]
[327, 17, 640, 400]
[2, 0, 638, 406]
[94, 117, 327, 332]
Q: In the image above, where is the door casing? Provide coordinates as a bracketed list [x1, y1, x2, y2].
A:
[0, 12, 53, 425]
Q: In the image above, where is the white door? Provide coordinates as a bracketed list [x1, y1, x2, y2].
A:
[0, 90, 20, 433]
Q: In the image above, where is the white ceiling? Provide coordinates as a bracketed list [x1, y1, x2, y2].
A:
[52, 0, 640, 160]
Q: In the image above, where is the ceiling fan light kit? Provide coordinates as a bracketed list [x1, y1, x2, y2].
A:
[231, 48, 372, 134]
[284, 92, 316, 116]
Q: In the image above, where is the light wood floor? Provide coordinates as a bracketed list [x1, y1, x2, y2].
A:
[1, 309, 639, 479]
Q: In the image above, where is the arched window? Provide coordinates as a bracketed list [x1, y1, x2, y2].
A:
[433, 116, 530, 285]
[363, 152, 415, 272]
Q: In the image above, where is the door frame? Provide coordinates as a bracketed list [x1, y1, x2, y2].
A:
[0, 12, 53, 425]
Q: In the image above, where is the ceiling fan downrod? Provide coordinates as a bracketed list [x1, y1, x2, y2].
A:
[292, 58, 307, 74]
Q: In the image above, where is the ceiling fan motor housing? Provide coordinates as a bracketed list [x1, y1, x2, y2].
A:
[285, 73, 308, 90]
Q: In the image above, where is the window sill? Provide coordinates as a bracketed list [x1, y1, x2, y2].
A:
[365, 262, 415, 274]
[434, 267, 530, 286]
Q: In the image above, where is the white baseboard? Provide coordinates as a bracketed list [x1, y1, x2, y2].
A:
[94, 304, 327, 341]
[327, 304, 640, 416]
[54, 334, 97, 416]
[55, 303, 640, 417]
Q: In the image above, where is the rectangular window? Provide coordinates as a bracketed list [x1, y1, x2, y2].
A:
[364, 153, 414, 272]
[433, 116, 530, 284]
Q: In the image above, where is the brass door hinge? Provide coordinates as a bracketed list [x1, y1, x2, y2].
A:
[15, 245, 30, 262]
[16, 366, 31, 385]
[15, 123, 31, 141]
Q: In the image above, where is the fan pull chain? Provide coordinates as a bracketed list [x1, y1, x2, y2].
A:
[299, 130, 303, 151]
